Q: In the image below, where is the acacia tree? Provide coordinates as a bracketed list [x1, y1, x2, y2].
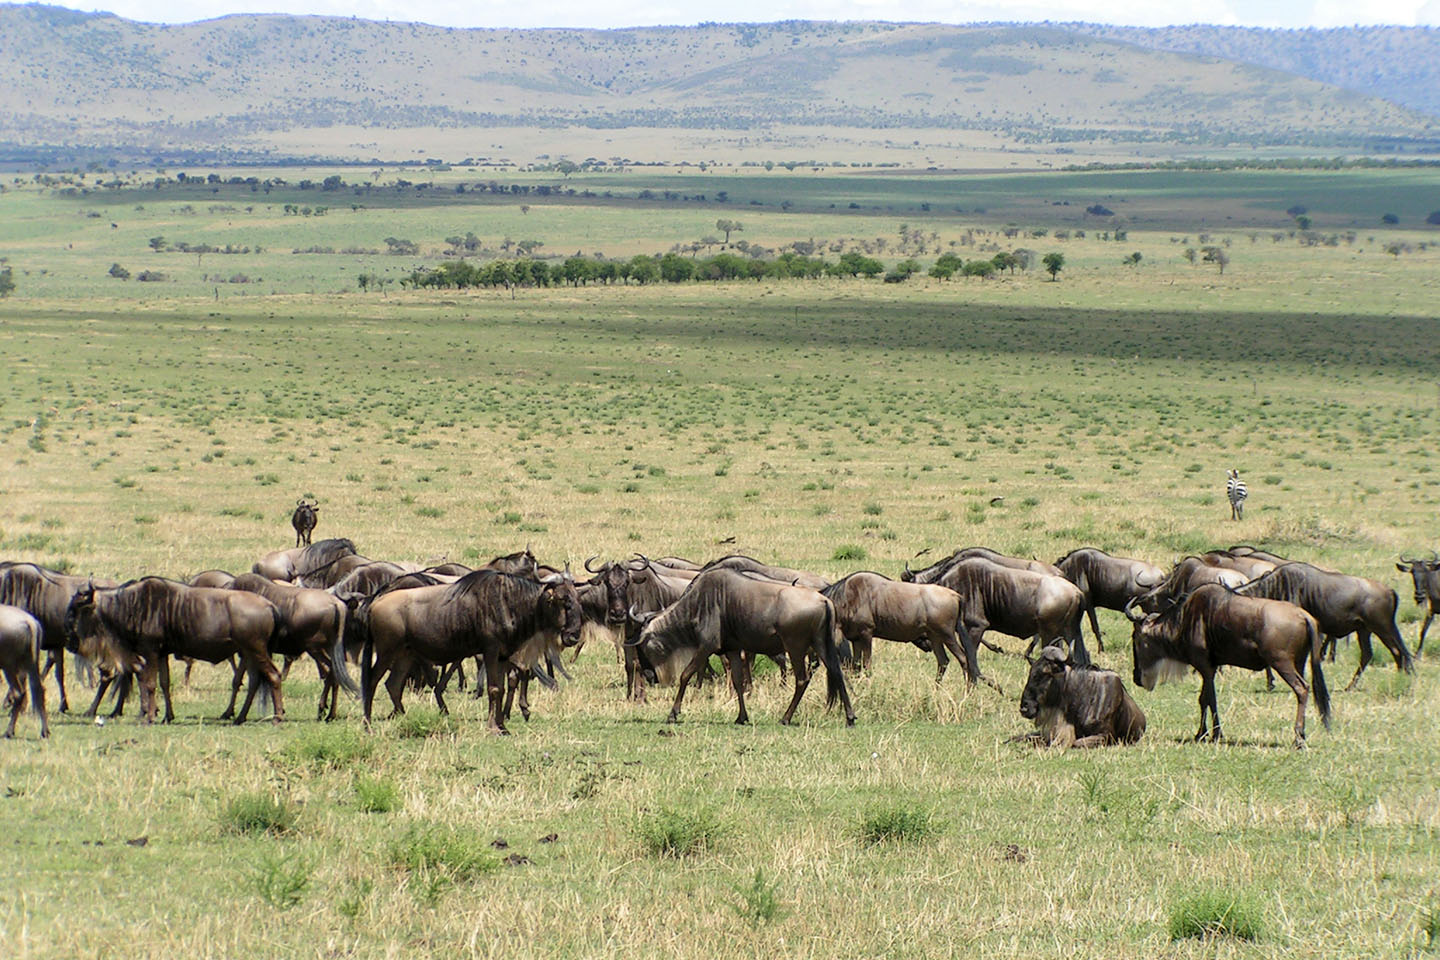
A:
[1201, 246, 1230, 275]
[1042, 252, 1064, 281]
[716, 219, 742, 244]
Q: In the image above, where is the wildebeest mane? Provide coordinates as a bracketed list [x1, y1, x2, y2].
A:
[295, 538, 359, 577]
[1234, 563, 1320, 606]
[820, 570, 893, 600]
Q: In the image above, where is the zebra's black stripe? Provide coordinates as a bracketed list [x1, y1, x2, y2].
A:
[1226, 470, 1248, 520]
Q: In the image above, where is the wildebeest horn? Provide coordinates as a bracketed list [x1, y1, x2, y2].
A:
[584, 555, 602, 573]
[1123, 597, 1144, 622]
[903, 560, 912, 576]
[1056, 639, 1071, 661]
[911, 547, 930, 559]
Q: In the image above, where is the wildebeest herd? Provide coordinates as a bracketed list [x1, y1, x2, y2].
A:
[0, 527, 1423, 751]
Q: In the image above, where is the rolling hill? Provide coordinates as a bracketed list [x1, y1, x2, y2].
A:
[1, 5, 1437, 163]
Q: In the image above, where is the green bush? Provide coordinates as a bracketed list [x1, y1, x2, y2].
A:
[249, 848, 313, 909]
[1167, 890, 1264, 941]
[388, 823, 497, 881]
[355, 776, 400, 814]
[390, 709, 457, 740]
[635, 806, 726, 858]
[832, 544, 867, 562]
[285, 726, 373, 768]
[858, 803, 939, 845]
[222, 792, 296, 836]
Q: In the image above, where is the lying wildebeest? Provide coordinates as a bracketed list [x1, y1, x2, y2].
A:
[901, 546, 1060, 584]
[1015, 645, 1145, 748]
[626, 567, 854, 727]
[699, 555, 831, 590]
[0, 561, 118, 713]
[1233, 562, 1413, 690]
[820, 571, 979, 684]
[231, 573, 356, 720]
[1133, 556, 1250, 614]
[188, 570, 236, 589]
[1126, 584, 1330, 748]
[1396, 555, 1440, 654]
[65, 578, 286, 724]
[0, 604, 48, 738]
[291, 498, 319, 547]
[253, 537, 358, 583]
[296, 552, 387, 590]
[1053, 547, 1165, 649]
[930, 557, 1090, 667]
[349, 569, 582, 733]
[1227, 545, 1291, 566]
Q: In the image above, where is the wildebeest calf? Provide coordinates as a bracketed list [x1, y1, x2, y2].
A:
[1016, 646, 1144, 748]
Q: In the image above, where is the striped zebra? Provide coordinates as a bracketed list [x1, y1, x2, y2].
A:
[1226, 469, 1248, 521]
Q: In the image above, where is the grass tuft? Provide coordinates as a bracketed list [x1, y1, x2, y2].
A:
[221, 792, 297, 836]
[635, 806, 725, 858]
[355, 775, 400, 814]
[387, 823, 498, 881]
[729, 867, 786, 927]
[390, 709, 457, 740]
[1167, 889, 1264, 941]
[858, 802, 939, 845]
[832, 544, 867, 562]
[249, 848, 313, 910]
[284, 726, 373, 768]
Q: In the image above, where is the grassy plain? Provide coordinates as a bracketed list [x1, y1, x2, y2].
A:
[0, 167, 1439, 959]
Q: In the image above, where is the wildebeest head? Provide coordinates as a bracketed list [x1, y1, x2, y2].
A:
[1126, 599, 1188, 692]
[584, 556, 631, 625]
[624, 604, 664, 684]
[64, 583, 143, 674]
[1019, 645, 1070, 720]
[1396, 555, 1438, 606]
[538, 574, 584, 646]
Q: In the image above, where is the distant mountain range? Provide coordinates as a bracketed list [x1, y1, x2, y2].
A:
[0, 4, 1436, 162]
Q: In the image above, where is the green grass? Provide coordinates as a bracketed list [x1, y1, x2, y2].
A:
[634, 806, 727, 858]
[1167, 889, 1265, 941]
[221, 793, 298, 836]
[857, 803, 940, 845]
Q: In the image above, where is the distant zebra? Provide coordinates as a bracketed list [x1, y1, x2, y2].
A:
[1226, 469, 1248, 521]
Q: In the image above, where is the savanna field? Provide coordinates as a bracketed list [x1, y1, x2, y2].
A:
[1, 166, 1439, 958]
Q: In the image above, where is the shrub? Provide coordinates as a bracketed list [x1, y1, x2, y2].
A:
[1167, 890, 1264, 941]
[249, 849, 313, 909]
[285, 727, 373, 768]
[222, 792, 296, 835]
[635, 806, 725, 858]
[730, 867, 786, 927]
[832, 544, 867, 562]
[388, 823, 497, 881]
[355, 776, 400, 814]
[858, 802, 939, 845]
[136, 270, 167, 282]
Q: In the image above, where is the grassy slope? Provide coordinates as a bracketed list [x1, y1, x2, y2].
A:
[0, 168, 1438, 958]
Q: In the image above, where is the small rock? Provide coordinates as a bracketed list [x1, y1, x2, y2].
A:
[126, 836, 148, 848]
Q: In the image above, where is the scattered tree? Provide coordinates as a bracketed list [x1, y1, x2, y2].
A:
[148, 236, 166, 252]
[1381, 213, 1399, 225]
[1183, 247, 1197, 266]
[1427, 210, 1440, 225]
[929, 252, 963, 280]
[716, 219, 743, 244]
[108, 263, 130, 280]
[0, 266, 13, 297]
[1201, 246, 1230, 274]
[1042, 252, 1064, 281]
[1122, 251, 1142, 267]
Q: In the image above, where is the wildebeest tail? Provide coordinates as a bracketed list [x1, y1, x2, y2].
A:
[331, 601, 360, 698]
[818, 600, 848, 709]
[1067, 608, 1092, 668]
[1385, 587, 1416, 673]
[359, 606, 375, 722]
[1307, 617, 1331, 731]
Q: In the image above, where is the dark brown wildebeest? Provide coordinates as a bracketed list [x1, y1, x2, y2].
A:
[188, 570, 236, 589]
[1053, 547, 1165, 649]
[901, 547, 1060, 584]
[626, 567, 854, 727]
[0, 562, 119, 713]
[617, 562, 696, 701]
[820, 571, 979, 684]
[350, 569, 582, 733]
[570, 557, 633, 657]
[424, 562, 474, 577]
[1133, 556, 1249, 614]
[930, 557, 1090, 667]
[230, 573, 355, 720]
[253, 537, 358, 583]
[1235, 562, 1414, 690]
[1126, 583, 1330, 748]
[291, 498, 319, 547]
[0, 604, 49, 738]
[327, 561, 419, 602]
[1395, 555, 1440, 653]
[699, 555, 831, 591]
[1015, 645, 1145, 748]
[65, 578, 286, 725]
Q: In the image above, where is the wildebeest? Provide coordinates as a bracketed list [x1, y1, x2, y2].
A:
[327, 561, 420, 602]
[1127, 583, 1330, 748]
[1016, 645, 1145, 748]
[253, 537, 358, 583]
[820, 571, 979, 684]
[617, 561, 696, 700]
[699, 554, 831, 590]
[65, 578, 286, 724]
[901, 546, 1060, 584]
[231, 573, 356, 720]
[0, 604, 48, 738]
[1227, 545, 1291, 566]
[570, 557, 632, 657]
[1395, 555, 1440, 653]
[1133, 556, 1249, 614]
[0, 562, 119, 713]
[1234, 562, 1413, 690]
[349, 569, 582, 733]
[291, 498, 319, 547]
[188, 570, 236, 589]
[626, 567, 854, 727]
[1053, 547, 1165, 648]
[1200, 550, 1277, 580]
[930, 557, 1090, 667]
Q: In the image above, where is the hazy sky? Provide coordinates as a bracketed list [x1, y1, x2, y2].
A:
[72, 0, 1440, 29]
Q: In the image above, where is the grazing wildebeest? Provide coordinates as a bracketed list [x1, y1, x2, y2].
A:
[616, 562, 696, 701]
[1235, 562, 1414, 690]
[0, 562, 119, 713]
[1133, 556, 1249, 614]
[820, 571, 979, 684]
[291, 498, 319, 547]
[253, 537, 358, 583]
[1395, 555, 1440, 654]
[230, 573, 356, 720]
[699, 555, 831, 590]
[188, 570, 236, 589]
[1015, 645, 1145, 748]
[901, 547, 1060, 584]
[350, 570, 582, 733]
[930, 557, 1089, 667]
[626, 567, 854, 727]
[1126, 584, 1330, 748]
[0, 604, 49, 738]
[65, 578, 286, 725]
[1053, 547, 1165, 649]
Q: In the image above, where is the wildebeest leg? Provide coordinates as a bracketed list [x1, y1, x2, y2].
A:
[1264, 668, 1275, 691]
[666, 649, 712, 724]
[107, 672, 131, 719]
[1419, 609, 1434, 655]
[624, 646, 646, 702]
[501, 669, 518, 721]
[728, 652, 749, 724]
[182, 657, 195, 686]
[851, 632, 872, 673]
[1344, 633, 1373, 692]
[1273, 661, 1309, 749]
[1084, 603, 1104, 651]
[434, 662, 457, 714]
[84, 673, 114, 717]
[483, 649, 507, 735]
[383, 653, 411, 719]
[516, 671, 531, 721]
[1194, 670, 1219, 742]
[25, 659, 49, 739]
[234, 664, 262, 724]
[1070, 735, 1112, 749]
[219, 659, 245, 720]
[137, 656, 161, 724]
[158, 655, 176, 723]
[778, 653, 813, 726]
[51, 649, 68, 714]
[2, 670, 22, 737]
[1321, 634, 1337, 663]
[311, 652, 333, 721]
[280, 655, 298, 681]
